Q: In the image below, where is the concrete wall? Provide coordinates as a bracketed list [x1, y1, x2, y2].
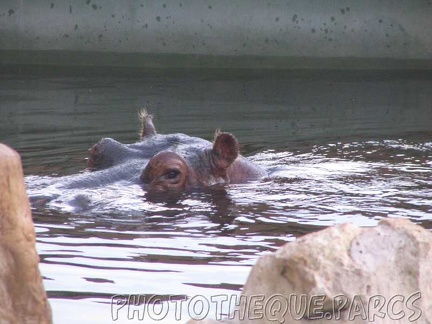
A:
[1, 0, 432, 68]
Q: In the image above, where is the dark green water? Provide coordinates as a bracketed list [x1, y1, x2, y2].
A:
[1, 69, 431, 323]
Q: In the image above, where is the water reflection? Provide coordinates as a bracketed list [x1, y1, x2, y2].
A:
[29, 136, 431, 323]
[1, 69, 432, 323]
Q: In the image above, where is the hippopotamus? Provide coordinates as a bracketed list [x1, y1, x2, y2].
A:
[79, 110, 266, 196]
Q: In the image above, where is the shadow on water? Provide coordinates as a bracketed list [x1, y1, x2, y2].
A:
[1, 68, 432, 323]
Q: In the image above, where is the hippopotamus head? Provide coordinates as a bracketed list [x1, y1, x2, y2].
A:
[86, 110, 265, 195]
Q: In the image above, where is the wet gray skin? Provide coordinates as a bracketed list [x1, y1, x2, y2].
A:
[49, 111, 266, 192]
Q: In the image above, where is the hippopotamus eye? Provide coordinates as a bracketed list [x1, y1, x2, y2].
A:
[165, 169, 180, 179]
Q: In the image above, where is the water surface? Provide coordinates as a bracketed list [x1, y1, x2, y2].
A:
[1, 69, 431, 323]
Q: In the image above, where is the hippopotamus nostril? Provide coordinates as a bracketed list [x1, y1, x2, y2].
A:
[87, 145, 99, 169]
[86, 138, 131, 170]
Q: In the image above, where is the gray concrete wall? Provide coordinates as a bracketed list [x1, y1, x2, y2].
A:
[1, 0, 432, 68]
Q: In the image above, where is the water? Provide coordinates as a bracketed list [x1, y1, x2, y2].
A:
[1, 68, 431, 323]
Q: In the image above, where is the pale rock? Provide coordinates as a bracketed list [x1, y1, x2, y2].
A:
[189, 218, 431, 324]
[0, 144, 52, 324]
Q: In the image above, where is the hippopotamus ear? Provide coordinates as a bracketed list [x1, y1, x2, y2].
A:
[139, 109, 157, 140]
[211, 131, 239, 170]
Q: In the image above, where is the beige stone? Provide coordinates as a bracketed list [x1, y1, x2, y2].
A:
[0, 144, 52, 324]
[189, 218, 431, 323]
[237, 218, 431, 324]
